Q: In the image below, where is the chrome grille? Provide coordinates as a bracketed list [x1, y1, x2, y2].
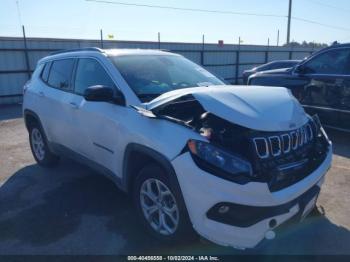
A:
[252, 123, 314, 159]
[281, 134, 291, 153]
[269, 136, 281, 156]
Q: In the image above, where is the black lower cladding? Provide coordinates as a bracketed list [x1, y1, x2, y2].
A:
[206, 185, 320, 227]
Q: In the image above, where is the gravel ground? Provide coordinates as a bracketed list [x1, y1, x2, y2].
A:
[0, 105, 349, 255]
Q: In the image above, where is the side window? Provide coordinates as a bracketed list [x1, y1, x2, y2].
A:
[40, 62, 51, 83]
[74, 58, 115, 95]
[304, 48, 350, 75]
[47, 59, 75, 89]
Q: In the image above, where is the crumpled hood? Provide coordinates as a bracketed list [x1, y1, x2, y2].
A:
[146, 85, 308, 132]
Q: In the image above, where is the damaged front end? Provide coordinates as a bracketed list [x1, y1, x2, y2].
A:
[135, 92, 330, 191]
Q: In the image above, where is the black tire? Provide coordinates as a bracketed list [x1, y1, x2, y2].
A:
[28, 121, 59, 167]
[133, 164, 196, 243]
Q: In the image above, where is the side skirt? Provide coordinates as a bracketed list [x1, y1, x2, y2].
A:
[48, 142, 126, 192]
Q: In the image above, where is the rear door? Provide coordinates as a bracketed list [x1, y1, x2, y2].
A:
[298, 47, 350, 130]
[338, 57, 350, 131]
[39, 58, 77, 147]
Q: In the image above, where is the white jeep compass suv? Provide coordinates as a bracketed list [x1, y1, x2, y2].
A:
[23, 47, 332, 249]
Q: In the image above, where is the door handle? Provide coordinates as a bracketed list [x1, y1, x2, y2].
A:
[69, 102, 79, 109]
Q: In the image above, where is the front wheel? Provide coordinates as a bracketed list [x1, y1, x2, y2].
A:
[133, 164, 195, 242]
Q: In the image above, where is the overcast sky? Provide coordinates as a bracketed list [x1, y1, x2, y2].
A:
[1, 0, 349, 45]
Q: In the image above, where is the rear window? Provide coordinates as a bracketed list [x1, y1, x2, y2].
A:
[47, 59, 75, 89]
[40, 62, 51, 83]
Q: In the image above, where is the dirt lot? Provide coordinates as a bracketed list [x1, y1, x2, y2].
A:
[0, 105, 350, 255]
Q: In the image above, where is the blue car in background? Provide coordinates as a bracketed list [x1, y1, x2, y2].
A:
[248, 43, 350, 132]
[242, 60, 301, 84]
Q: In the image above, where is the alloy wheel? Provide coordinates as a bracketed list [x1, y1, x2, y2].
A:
[140, 178, 179, 235]
[31, 128, 45, 161]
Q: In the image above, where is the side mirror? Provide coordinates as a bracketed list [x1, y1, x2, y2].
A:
[114, 88, 126, 106]
[84, 85, 114, 102]
[84, 85, 125, 106]
[294, 64, 306, 75]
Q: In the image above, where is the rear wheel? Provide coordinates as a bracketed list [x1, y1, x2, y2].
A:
[133, 164, 195, 242]
[29, 122, 59, 167]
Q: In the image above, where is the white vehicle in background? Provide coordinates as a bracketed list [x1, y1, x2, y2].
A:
[23, 48, 332, 249]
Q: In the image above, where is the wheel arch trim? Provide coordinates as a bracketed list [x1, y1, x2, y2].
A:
[23, 109, 43, 131]
[122, 143, 179, 193]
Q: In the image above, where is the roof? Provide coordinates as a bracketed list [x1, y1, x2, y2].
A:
[38, 47, 176, 64]
[49, 47, 175, 57]
[311, 42, 350, 56]
[104, 48, 177, 57]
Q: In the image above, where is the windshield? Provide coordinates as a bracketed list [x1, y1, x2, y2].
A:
[109, 54, 224, 102]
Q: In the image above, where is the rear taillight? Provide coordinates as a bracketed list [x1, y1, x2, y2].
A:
[23, 80, 31, 94]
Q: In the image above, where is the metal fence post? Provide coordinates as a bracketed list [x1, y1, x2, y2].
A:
[265, 38, 270, 63]
[235, 38, 240, 84]
[158, 32, 161, 49]
[22, 25, 31, 79]
[235, 50, 240, 84]
[100, 29, 104, 48]
[200, 34, 204, 65]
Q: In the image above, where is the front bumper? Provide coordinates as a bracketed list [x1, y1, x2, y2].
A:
[171, 144, 332, 249]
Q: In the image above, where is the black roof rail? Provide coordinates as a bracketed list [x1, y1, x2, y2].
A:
[50, 47, 104, 55]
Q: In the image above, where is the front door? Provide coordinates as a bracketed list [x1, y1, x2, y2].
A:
[69, 57, 125, 174]
[298, 47, 350, 130]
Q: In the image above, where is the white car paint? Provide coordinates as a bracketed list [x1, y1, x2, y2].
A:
[147, 85, 308, 132]
[172, 148, 331, 248]
[23, 48, 332, 250]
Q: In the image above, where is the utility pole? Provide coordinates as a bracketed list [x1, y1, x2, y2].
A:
[201, 34, 205, 65]
[286, 0, 292, 44]
[100, 29, 103, 48]
[277, 29, 280, 46]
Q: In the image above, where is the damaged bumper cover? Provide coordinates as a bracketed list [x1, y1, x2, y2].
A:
[171, 144, 332, 249]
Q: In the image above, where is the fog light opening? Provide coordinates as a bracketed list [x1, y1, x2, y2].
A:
[269, 219, 277, 228]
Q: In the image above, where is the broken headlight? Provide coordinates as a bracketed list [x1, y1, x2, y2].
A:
[312, 114, 331, 144]
[188, 140, 253, 181]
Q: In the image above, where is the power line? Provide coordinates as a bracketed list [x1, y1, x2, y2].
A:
[304, 0, 350, 13]
[85, 0, 286, 18]
[292, 16, 350, 32]
[86, 0, 350, 33]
